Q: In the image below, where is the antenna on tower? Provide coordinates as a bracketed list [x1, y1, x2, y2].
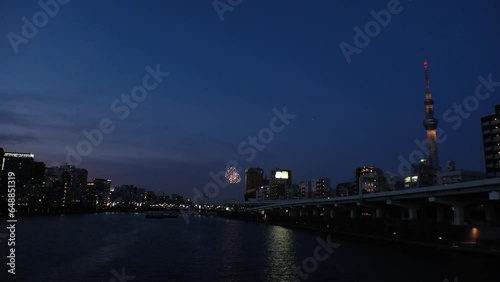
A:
[423, 60, 430, 92]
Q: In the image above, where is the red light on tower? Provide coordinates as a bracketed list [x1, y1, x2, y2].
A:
[423, 61, 430, 91]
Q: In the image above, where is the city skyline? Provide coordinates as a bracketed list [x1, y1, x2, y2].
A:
[2, 1, 499, 201]
[2, 2, 500, 281]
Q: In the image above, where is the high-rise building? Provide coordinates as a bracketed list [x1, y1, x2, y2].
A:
[31, 161, 45, 186]
[245, 168, 264, 201]
[2, 152, 35, 186]
[0, 148, 4, 214]
[46, 165, 88, 207]
[311, 178, 331, 198]
[481, 104, 500, 178]
[0, 148, 4, 172]
[87, 178, 112, 207]
[355, 166, 390, 194]
[422, 61, 440, 170]
[269, 167, 292, 199]
[1, 152, 46, 210]
[300, 181, 311, 198]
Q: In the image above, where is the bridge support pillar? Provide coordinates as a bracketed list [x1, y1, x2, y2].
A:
[330, 209, 336, 219]
[299, 209, 305, 217]
[408, 207, 418, 220]
[350, 208, 357, 218]
[485, 204, 496, 222]
[436, 206, 446, 223]
[375, 208, 383, 219]
[453, 205, 465, 226]
[313, 209, 319, 216]
[288, 209, 297, 217]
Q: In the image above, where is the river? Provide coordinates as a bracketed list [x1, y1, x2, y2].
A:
[2, 213, 498, 281]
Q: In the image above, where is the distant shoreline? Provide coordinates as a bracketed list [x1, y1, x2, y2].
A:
[0, 207, 159, 218]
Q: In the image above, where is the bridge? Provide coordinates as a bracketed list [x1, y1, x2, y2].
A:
[230, 178, 500, 226]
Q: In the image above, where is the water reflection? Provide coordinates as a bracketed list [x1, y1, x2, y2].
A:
[265, 226, 296, 280]
[219, 221, 244, 278]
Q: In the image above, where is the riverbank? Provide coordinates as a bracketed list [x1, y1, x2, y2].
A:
[0, 206, 176, 218]
[217, 211, 500, 258]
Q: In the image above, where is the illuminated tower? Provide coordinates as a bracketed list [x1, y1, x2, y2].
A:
[422, 61, 439, 169]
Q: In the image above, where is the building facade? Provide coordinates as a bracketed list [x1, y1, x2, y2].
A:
[355, 166, 389, 194]
[86, 178, 112, 207]
[311, 178, 331, 198]
[335, 182, 356, 197]
[1, 152, 36, 186]
[436, 160, 485, 184]
[481, 104, 500, 178]
[269, 167, 292, 200]
[300, 181, 312, 199]
[46, 165, 88, 207]
[245, 168, 264, 201]
[403, 162, 437, 188]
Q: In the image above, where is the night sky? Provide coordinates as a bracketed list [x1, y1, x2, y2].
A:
[1, 0, 499, 203]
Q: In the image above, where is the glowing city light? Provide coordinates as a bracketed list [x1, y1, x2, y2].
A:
[225, 166, 241, 184]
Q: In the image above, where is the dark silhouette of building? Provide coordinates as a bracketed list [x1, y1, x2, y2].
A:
[86, 178, 112, 207]
[300, 181, 311, 198]
[245, 168, 264, 201]
[336, 182, 356, 197]
[311, 178, 331, 198]
[172, 193, 184, 205]
[355, 166, 390, 194]
[403, 162, 437, 188]
[481, 104, 500, 178]
[31, 161, 46, 185]
[437, 160, 485, 184]
[1, 152, 46, 211]
[2, 152, 35, 186]
[0, 148, 4, 215]
[286, 184, 301, 199]
[46, 165, 88, 207]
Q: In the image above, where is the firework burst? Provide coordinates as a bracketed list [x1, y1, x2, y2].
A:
[225, 166, 241, 184]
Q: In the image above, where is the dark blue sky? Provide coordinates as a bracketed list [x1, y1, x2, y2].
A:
[1, 0, 499, 202]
